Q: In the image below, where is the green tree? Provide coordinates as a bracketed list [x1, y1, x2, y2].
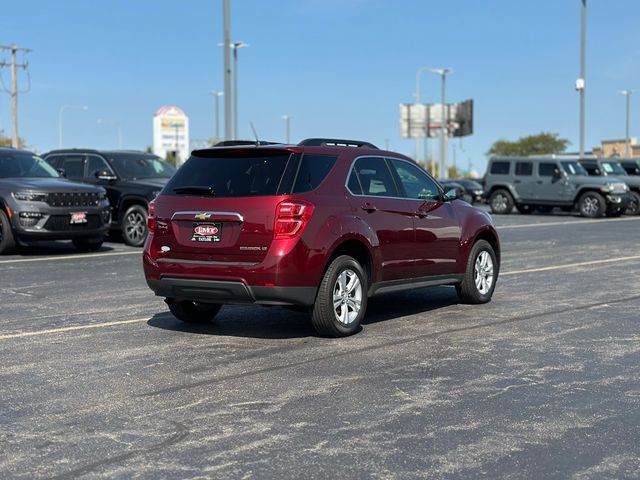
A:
[487, 132, 570, 157]
[0, 132, 27, 148]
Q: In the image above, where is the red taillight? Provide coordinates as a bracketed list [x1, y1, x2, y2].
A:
[274, 201, 314, 238]
[147, 200, 155, 232]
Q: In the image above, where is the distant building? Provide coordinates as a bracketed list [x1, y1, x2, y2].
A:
[152, 106, 190, 166]
[592, 138, 640, 158]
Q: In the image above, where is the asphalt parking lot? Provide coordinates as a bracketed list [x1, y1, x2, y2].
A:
[1, 211, 640, 479]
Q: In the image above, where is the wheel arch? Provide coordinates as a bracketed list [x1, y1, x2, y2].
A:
[323, 237, 375, 291]
[118, 195, 149, 224]
[487, 184, 519, 202]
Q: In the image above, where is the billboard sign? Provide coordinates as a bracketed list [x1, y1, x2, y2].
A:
[153, 105, 190, 165]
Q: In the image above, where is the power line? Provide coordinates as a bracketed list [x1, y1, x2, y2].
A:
[0, 44, 32, 147]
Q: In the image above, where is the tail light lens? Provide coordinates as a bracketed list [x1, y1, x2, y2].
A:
[274, 201, 314, 238]
[147, 200, 155, 232]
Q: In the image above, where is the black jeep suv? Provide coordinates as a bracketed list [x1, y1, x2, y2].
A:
[0, 147, 110, 254]
[43, 149, 176, 246]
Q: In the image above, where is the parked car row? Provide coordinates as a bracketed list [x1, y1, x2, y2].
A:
[0, 147, 175, 254]
[483, 156, 640, 217]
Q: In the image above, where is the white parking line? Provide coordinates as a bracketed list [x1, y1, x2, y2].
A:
[497, 216, 640, 230]
[501, 255, 640, 276]
[0, 250, 140, 265]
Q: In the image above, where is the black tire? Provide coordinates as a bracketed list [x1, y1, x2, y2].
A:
[606, 209, 623, 218]
[167, 300, 222, 324]
[577, 191, 606, 218]
[0, 208, 16, 255]
[72, 237, 104, 252]
[516, 204, 533, 214]
[488, 189, 514, 214]
[625, 191, 640, 215]
[311, 255, 367, 337]
[536, 205, 554, 214]
[121, 204, 148, 247]
[456, 239, 498, 304]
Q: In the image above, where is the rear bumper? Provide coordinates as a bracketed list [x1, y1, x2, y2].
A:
[146, 277, 317, 306]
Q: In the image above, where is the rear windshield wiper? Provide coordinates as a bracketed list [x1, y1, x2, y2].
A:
[172, 185, 216, 196]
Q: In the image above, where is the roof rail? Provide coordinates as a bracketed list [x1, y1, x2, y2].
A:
[213, 140, 281, 147]
[298, 138, 379, 149]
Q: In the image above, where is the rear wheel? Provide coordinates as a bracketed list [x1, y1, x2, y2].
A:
[167, 300, 222, 324]
[456, 240, 498, 304]
[489, 189, 514, 214]
[121, 204, 148, 247]
[311, 255, 367, 337]
[578, 192, 605, 218]
[625, 191, 640, 215]
[72, 237, 104, 252]
[0, 209, 16, 255]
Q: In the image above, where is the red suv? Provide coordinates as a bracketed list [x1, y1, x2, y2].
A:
[143, 138, 500, 337]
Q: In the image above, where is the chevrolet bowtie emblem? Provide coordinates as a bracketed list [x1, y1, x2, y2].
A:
[195, 212, 212, 220]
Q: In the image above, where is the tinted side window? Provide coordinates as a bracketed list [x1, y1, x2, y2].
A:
[61, 156, 85, 179]
[389, 159, 440, 201]
[347, 170, 363, 195]
[490, 161, 510, 175]
[582, 164, 600, 175]
[515, 162, 532, 176]
[622, 162, 640, 175]
[539, 162, 557, 177]
[86, 155, 112, 178]
[292, 154, 337, 193]
[351, 157, 398, 197]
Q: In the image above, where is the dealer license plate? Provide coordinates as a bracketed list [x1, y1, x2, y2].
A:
[191, 222, 222, 242]
[70, 212, 88, 224]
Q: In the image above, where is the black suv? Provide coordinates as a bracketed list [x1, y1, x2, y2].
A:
[0, 147, 110, 254]
[43, 149, 176, 246]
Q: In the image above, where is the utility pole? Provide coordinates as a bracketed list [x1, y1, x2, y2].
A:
[0, 44, 32, 148]
[209, 91, 223, 141]
[619, 90, 635, 158]
[282, 115, 291, 143]
[222, 0, 232, 141]
[431, 68, 452, 179]
[578, 0, 587, 158]
[231, 41, 248, 139]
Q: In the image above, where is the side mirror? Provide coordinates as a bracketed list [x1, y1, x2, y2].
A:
[444, 187, 460, 201]
[56, 168, 66, 177]
[95, 170, 117, 181]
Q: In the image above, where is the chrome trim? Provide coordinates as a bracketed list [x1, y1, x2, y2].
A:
[171, 211, 244, 222]
[157, 257, 258, 266]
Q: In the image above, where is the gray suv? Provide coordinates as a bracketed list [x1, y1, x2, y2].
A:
[485, 156, 630, 218]
[580, 158, 640, 215]
[0, 148, 111, 254]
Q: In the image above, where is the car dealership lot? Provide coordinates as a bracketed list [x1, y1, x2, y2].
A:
[1, 213, 640, 479]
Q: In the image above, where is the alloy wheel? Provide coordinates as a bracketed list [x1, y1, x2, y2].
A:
[582, 196, 599, 216]
[332, 269, 363, 325]
[492, 194, 507, 212]
[125, 211, 146, 243]
[474, 251, 494, 295]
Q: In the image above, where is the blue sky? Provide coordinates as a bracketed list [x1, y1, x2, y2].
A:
[2, 0, 640, 173]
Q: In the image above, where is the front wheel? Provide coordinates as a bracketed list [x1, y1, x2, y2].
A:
[167, 300, 222, 324]
[311, 255, 367, 337]
[121, 204, 148, 247]
[625, 191, 640, 215]
[0, 209, 16, 255]
[456, 240, 498, 304]
[578, 192, 605, 218]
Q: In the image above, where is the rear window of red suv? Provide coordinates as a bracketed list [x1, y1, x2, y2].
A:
[164, 151, 337, 197]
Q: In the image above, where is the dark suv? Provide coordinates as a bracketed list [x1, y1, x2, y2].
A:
[0, 147, 110, 254]
[43, 149, 176, 246]
[143, 138, 500, 337]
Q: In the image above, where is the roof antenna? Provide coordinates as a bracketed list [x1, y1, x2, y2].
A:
[250, 122, 259, 146]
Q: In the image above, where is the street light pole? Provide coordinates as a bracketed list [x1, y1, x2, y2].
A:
[282, 115, 291, 143]
[579, 0, 587, 158]
[209, 91, 223, 141]
[222, 0, 232, 141]
[414, 66, 430, 162]
[231, 41, 248, 140]
[430, 68, 452, 179]
[58, 104, 87, 148]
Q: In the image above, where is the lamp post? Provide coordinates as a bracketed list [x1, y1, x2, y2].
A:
[231, 41, 249, 139]
[209, 91, 223, 142]
[414, 66, 430, 161]
[578, 0, 587, 158]
[282, 115, 291, 143]
[619, 90, 636, 158]
[97, 118, 123, 149]
[430, 68, 452, 179]
[58, 104, 87, 148]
